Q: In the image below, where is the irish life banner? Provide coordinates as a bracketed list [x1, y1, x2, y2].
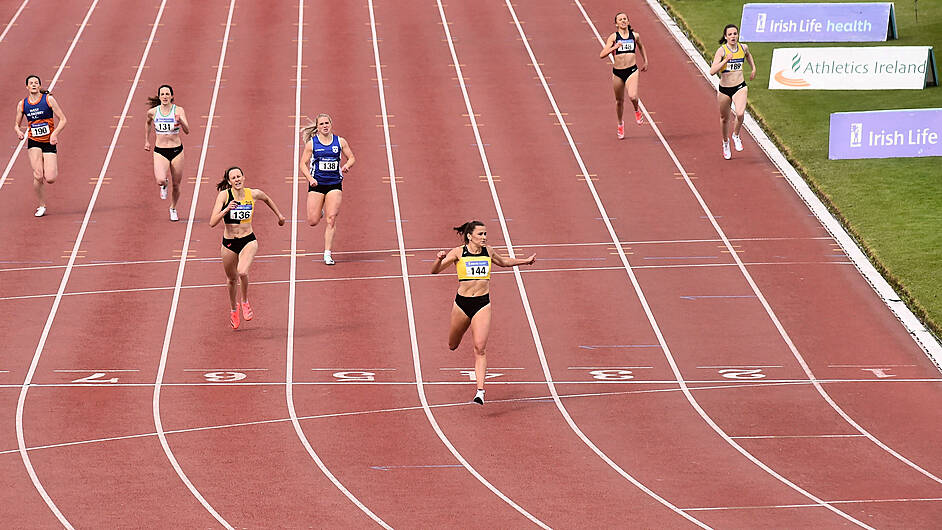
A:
[741, 2, 897, 42]
[769, 46, 936, 90]
[829, 108, 942, 159]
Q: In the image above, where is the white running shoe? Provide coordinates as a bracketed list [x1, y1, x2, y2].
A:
[722, 140, 731, 160]
[323, 250, 335, 265]
[34, 206, 46, 217]
[472, 389, 485, 405]
[160, 184, 167, 200]
[731, 133, 743, 152]
[169, 208, 179, 222]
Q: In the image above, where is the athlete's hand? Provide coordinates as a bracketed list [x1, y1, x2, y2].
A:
[278, 216, 286, 226]
[723, 52, 733, 63]
[15, 129, 24, 141]
[144, 141, 151, 151]
[640, 62, 649, 72]
[525, 253, 536, 265]
[225, 200, 239, 212]
[750, 69, 757, 81]
[341, 165, 350, 174]
[49, 133, 58, 145]
[436, 250, 447, 260]
[308, 178, 318, 187]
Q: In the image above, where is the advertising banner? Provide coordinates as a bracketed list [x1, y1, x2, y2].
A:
[769, 46, 936, 90]
[741, 2, 897, 42]
[829, 108, 942, 159]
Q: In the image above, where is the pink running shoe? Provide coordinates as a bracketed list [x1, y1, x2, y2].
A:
[635, 110, 644, 125]
[617, 122, 625, 139]
[230, 309, 240, 329]
[242, 301, 254, 321]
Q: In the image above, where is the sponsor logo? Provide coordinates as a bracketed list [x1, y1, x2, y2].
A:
[756, 13, 766, 33]
[850, 123, 862, 147]
[773, 52, 811, 87]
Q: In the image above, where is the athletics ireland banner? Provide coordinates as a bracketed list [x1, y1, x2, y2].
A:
[769, 46, 937, 89]
[829, 108, 942, 159]
[741, 2, 897, 42]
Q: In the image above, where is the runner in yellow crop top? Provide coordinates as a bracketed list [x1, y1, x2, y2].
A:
[709, 24, 756, 160]
[431, 220, 536, 405]
[209, 166, 286, 329]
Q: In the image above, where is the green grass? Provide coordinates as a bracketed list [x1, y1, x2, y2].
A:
[657, 0, 942, 338]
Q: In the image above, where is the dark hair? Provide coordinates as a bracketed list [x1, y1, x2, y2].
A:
[453, 220, 485, 243]
[146, 84, 174, 108]
[217, 166, 242, 191]
[614, 12, 632, 32]
[25, 74, 50, 95]
[719, 24, 739, 44]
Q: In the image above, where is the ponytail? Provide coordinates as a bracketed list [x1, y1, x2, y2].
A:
[719, 24, 739, 44]
[146, 84, 174, 108]
[217, 166, 242, 191]
[25, 75, 50, 95]
[300, 113, 332, 143]
[453, 220, 485, 243]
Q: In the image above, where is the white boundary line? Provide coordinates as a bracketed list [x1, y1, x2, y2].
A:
[631, 0, 942, 486]
[13, 2, 166, 527]
[0, 0, 99, 191]
[0, 0, 28, 43]
[442, 2, 709, 527]
[520, 1, 872, 527]
[284, 1, 390, 527]
[151, 1, 236, 527]
[644, 1, 942, 364]
[369, 1, 548, 526]
[0, 235, 835, 273]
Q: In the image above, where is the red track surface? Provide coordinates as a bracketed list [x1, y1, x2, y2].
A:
[2, 0, 941, 527]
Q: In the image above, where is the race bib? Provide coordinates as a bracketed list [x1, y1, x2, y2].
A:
[229, 204, 252, 221]
[155, 121, 175, 133]
[618, 40, 635, 52]
[727, 60, 743, 72]
[30, 123, 50, 137]
[463, 260, 489, 278]
[318, 160, 339, 172]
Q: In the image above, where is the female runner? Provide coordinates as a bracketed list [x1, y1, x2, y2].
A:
[599, 12, 648, 139]
[431, 221, 536, 405]
[14, 75, 68, 217]
[144, 84, 190, 221]
[708, 24, 756, 160]
[299, 113, 355, 265]
[209, 166, 286, 329]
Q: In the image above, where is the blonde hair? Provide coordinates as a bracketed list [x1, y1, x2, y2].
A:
[300, 113, 332, 143]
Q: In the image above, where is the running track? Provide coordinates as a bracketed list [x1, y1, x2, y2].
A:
[2, 0, 941, 527]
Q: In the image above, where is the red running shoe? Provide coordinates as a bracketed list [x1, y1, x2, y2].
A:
[617, 122, 625, 139]
[635, 110, 644, 125]
[230, 309, 240, 329]
[242, 301, 254, 321]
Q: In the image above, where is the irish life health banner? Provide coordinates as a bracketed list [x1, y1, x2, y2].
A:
[741, 2, 897, 42]
[769, 46, 935, 90]
[830, 108, 942, 159]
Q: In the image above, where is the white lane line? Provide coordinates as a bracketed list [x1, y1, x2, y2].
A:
[0, 0, 28, 43]
[0, 0, 98, 192]
[0, 236, 835, 273]
[371, 2, 547, 527]
[182, 368, 268, 372]
[731, 435, 867, 439]
[828, 364, 916, 368]
[697, 365, 784, 369]
[151, 1, 235, 527]
[53, 369, 140, 372]
[310, 368, 396, 371]
[684, 497, 942, 511]
[13, 2, 163, 527]
[447, 2, 707, 527]
[1, 261, 854, 302]
[552, 2, 873, 527]
[0, 379, 917, 458]
[633, 0, 942, 488]
[285, 1, 389, 527]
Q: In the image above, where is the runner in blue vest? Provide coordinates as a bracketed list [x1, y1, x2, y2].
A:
[13, 75, 68, 217]
[299, 113, 355, 265]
